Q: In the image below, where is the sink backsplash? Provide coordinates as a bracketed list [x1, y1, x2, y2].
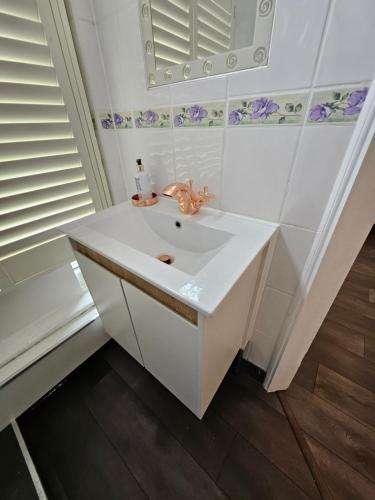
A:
[67, 0, 375, 370]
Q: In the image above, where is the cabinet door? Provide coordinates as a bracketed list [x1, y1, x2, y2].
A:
[122, 281, 200, 415]
[75, 252, 143, 365]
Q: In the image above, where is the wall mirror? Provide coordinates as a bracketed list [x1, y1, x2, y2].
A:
[139, 0, 275, 88]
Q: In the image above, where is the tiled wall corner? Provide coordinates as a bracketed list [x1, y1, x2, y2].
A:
[281, 125, 355, 231]
[267, 225, 316, 295]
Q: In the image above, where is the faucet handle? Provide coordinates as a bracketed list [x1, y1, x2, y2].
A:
[199, 186, 215, 204]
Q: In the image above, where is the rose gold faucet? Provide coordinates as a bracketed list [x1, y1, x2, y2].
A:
[161, 180, 214, 214]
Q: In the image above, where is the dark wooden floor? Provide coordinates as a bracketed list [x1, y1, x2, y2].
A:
[17, 340, 319, 500]
[282, 228, 375, 499]
[3, 228, 373, 500]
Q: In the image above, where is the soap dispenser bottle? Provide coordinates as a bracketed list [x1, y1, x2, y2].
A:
[134, 158, 152, 200]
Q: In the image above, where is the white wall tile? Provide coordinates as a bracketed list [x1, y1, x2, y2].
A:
[316, 0, 375, 86]
[228, 0, 330, 96]
[73, 19, 111, 109]
[96, 130, 128, 202]
[246, 330, 277, 370]
[255, 286, 292, 339]
[221, 127, 300, 221]
[117, 129, 175, 196]
[96, 1, 171, 110]
[267, 225, 316, 295]
[171, 77, 228, 106]
[66, 0, 94, 22]
[281, 125, 354, 231]
[173, 128, 224, 207]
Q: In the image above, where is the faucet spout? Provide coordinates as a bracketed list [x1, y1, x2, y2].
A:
[161, 180, 214, 214]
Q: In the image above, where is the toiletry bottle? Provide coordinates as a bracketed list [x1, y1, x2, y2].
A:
[134, 158, 152, 200]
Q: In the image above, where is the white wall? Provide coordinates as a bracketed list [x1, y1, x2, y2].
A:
[68, 0, 375, 370]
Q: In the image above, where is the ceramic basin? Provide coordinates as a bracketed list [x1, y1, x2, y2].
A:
[87, 204, 233, 275]
[60, 198, 278, 315]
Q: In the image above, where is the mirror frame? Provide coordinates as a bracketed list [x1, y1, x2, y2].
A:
[139, 0, 275, 88]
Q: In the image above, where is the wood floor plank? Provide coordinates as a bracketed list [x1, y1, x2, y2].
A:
[102, 340, 237, 480]
[212, 377, 320, 499]
[217, 434, 310, 500]
[335, 280, 375, 320]
[127, 370, 236, 481]
[318, 319, 365, 356]
[86, 371, 226, 500]
[365, 336, 375, 363]
[235, 369, 285, 415]
[307, 336, 375, 393]
[315, 365, 375, 430]
[346, 270, 375, 291]
[285, 383, 375, 483]
[326, 303, 375, 338]
[0, 425, 38, 500]
[306, 435, 375, 500]
[292, 356, 319, 393]
[351, 253, 375, 278]
[100, 340, 147, 389]
[19, 380, 147, 500]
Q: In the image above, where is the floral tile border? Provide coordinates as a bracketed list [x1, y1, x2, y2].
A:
[307, 86, 369, 124]
[173, 102, 226, 127]
[114, 111, 133, 128]
[134, 108, 171, 128]
[99, 112, 114, 129]
[99, 84, 369, 131]
[228, 93, 308, 126]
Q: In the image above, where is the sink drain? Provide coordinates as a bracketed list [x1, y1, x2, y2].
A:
[157, 254, 175, 265]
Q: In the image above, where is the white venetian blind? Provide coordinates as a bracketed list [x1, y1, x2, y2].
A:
[0, 0, 96, 263]
[151, 0, 192, 70]
[149, 0, 233, 70]
[196, 0, 233, 59]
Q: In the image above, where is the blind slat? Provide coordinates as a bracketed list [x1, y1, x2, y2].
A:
[0, 168, 87, 198]
[151, 10, 190, 41]
[154, 41, 190, 66]
[152, 25, 190, 54]
[0, 60, 57, 86]
[0, 138, 77, 162]
[0, 180, 89, 215]
[0, 103, 67, 123]
[0, 205, 95, 256]
[0, 193, 94, 231]
[0, 153, 81, 180]
[197, 21, 230, 49]
[0, 0, 40, 22]
[0, 36, 51, 66]
[0, 82, 63, 104]
[0, 123, 73, 144]
[0, 12, 45, 44]
[151, 0, 189, 27]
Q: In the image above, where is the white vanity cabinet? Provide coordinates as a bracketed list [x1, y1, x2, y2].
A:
[122, 249, 263, 418]
[73, 242, 266, 418]
[75, 251, 143, 365]
[122, 281, 200, 414]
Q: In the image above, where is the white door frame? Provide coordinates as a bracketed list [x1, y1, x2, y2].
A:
[265, 77, 375, 392]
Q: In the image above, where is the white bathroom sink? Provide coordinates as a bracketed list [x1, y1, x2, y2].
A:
[86, 204, 232, 276]
[60, 198, 278, 315]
